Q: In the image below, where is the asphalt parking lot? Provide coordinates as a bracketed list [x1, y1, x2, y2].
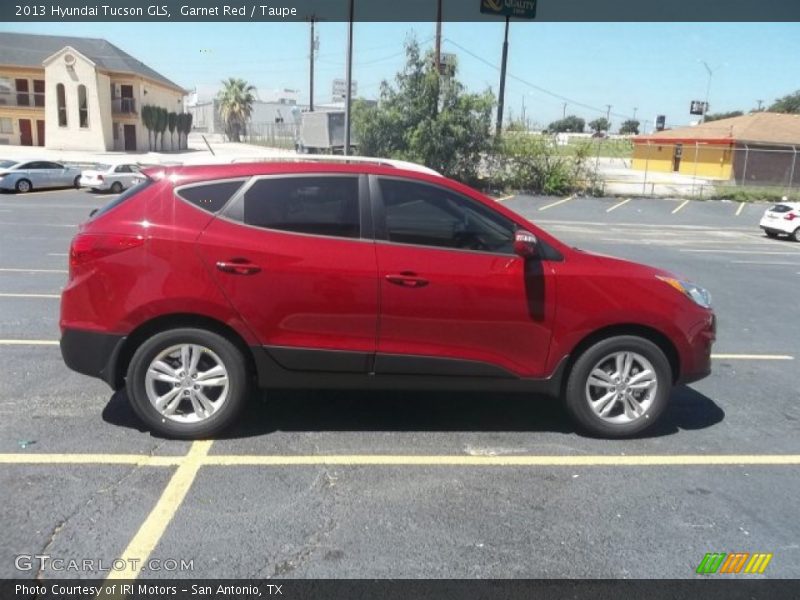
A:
[1, 188, 799, 580]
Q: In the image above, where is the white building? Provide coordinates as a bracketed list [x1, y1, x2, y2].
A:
[0, 32, 186, 152]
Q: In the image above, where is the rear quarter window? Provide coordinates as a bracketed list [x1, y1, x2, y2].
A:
[176, 180, 245, 213]
[769, 204, 792, 213]
[91, 178, 153, 220]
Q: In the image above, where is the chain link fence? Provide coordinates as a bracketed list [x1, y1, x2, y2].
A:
[244, 122, 299, 151]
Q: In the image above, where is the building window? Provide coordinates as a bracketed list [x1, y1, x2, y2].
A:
[78, 85, 88, 128]
[33, 80, 45, 107]
[0, 118, 12, 134]
[56, 84, 67, 127]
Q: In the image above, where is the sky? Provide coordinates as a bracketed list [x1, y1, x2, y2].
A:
[4, 21, 799, 132]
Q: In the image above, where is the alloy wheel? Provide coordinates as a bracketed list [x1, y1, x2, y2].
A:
[584, 351, 658, 424]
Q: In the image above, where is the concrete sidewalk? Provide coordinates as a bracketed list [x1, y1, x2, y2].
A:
[0, 133, 295, 166]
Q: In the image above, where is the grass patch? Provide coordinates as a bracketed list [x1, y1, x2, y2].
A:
[712, 185, 800, 203]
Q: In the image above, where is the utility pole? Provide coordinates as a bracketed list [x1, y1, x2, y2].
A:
[699, 60, 723, 123]
[308, 16, 316, 112]
[605, 104, 612, 129]
[496, 16, 510, 137]
[521, 95, 526, 128]
[343, 0, 354, 155]
[562, 102, 567, 119]
[434, 0, 442, 74]
[756, 99, 764, 111]
[633, 107, 638, 121]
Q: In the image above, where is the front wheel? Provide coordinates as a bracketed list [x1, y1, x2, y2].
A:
[126, 328, 249, 439]
[765, 230, 779, 239]
[73, 175, 81, 188]
[792, 228, 800, 243]
[564, 336, 672, 438]
[15, 179, 32, 193]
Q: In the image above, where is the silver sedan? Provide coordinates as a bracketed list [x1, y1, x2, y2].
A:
[0, 160, 83, 193]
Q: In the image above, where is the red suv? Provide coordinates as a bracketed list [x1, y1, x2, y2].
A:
[60, 160, 715, 439]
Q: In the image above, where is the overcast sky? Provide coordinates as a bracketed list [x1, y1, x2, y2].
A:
[5, 21, 799, 131]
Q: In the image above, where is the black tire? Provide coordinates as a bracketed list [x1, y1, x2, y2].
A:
[126, 328, 249, 439]
[110, 181, 123, 194]
[15, 178, 32, 193]
[792, 228, 800, 243]
[73, 175, 81, 188]
[564, 335, 672, 438]
[765, 231, 779, 239]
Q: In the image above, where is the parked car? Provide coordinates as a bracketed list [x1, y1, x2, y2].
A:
[0, 160, 82, 193]
[60, 158, 715, 439]
[79, 163, 143, 193]
[759, 198, 800, 241]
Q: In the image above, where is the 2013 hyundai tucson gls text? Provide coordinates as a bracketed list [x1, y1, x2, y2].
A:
[60, 159, 715, 439]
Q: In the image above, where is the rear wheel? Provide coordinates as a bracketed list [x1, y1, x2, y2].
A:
[15, 179, 32, 193]
[765, 230, 779, 239]
[73, 175, 81, 188]
[564, 335, 672, 438]
[110, 181, 123, 194]
[126, 328, 249, 439]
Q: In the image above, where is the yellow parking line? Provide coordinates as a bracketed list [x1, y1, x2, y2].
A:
[672, 199, 690, 214]
[206, 454, 800, 466]
[539, 194, 576, 211]
[0, 454, 182, 466]
[736, 202, 746, 216]
[0, 339, 59, 345]
[712, 353, 794, 360]
[106, 440, 213, 581]
[606, 198, 631, 213]
[1, 452, 799, 468]
[0, 267, 68, 273]
[0, 293, 60, 298]
[494, 194, 514, 202]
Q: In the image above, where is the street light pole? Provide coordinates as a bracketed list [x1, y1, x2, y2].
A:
[699, 60, 722, 124]
[343, 0, 354, 156]
[309, 16, 316, 112]
[495, 16, 510, 137]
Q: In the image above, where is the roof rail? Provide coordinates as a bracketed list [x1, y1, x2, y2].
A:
[229, 153, 442, 177]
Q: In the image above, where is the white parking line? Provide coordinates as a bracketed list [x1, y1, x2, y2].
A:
[539, 194, 576, 211]
[736, 203, 746, 217]
[494, 194, 514, 202]
[0, 221, 75, 228]
[0, 340, 59, 346]
[672, 200, 690, 214]
[0, 268, 67, 273]
[0, 293, 60, 298]
[731, 260, 800, 266]
[713, 354, 793, 360]
[47, 253, 68, 257]
[680, 249, 800, 256]
[606, 198, 631, 213]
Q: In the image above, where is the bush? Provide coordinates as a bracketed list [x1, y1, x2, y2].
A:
[486, 133, 592, 195]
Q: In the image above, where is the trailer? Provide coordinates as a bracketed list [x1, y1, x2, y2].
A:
[296, 111, 357, 154]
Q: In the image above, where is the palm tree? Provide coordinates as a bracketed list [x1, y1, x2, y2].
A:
[168, 112, 177, 151]
[218, 78, 256, 142]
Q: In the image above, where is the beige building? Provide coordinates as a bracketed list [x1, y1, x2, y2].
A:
[0, 32, 186, 152]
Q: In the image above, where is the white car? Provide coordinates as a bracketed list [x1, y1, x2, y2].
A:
[760, 199, 800, 241]
[79, 163, 142, 193]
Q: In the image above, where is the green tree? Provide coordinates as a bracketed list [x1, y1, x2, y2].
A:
[704, 110, 744, 122]
[769, 90, 800, 114]
[168, 112, 178, 151]
[183, 112, 193, 149]
[141, 105, 154, 151]
[547, 115, 585, 133]
[218, 78, 256, 142]
[352, 39, 494, 184]
[619, 119, 640, 135]
[588, 117, 610, 133]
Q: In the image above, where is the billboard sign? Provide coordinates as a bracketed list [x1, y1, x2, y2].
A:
[480, 0, 537, 19]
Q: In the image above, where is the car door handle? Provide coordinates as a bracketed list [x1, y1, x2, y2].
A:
[385, 272, 429, 288]
[216, 259, 261, 275]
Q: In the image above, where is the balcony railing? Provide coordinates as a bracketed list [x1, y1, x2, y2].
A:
[0, 92, 45, 108]
[111, 97, 136, 114]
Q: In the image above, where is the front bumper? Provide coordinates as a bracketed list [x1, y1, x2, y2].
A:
[679, 312, 716, 385]
[60, 328, 126, 389]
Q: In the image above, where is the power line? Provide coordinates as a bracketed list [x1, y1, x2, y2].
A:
[443, 38, 631, 120]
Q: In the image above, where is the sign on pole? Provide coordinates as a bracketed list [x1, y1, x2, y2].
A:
[480, 0, 537, 19]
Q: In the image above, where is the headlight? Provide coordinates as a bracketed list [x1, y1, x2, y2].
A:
[656, 276, 712, 308]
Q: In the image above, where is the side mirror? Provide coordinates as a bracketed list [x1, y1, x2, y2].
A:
[513, 230, 538, 259]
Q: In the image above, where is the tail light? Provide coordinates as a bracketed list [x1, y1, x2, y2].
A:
[69, 233, 144, 278]
[784, 213, 798, 221]
[97, 175, 104, 182]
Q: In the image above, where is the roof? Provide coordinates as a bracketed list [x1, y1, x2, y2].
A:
[0, 31, 184, 92]
[635, 112, 800, 146]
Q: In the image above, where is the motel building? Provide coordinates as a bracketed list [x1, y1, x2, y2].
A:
[0, 32, 186, 152]
[632, 112, 800, 185]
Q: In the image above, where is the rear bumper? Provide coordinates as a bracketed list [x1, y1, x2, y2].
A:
[760, 219, 795, 235]
[60, 328, 126, 389]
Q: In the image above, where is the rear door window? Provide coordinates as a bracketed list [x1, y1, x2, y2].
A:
[238, 176, 360, 239]
[770, 204, 792, 213]
[177, 180, 245, 214]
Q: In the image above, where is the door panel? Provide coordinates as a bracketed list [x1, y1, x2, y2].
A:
[196, 175, 379, 361]
[375, 243, 554, 377]
[123, 125, 136, 151]
[373, 177, 555, 378]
